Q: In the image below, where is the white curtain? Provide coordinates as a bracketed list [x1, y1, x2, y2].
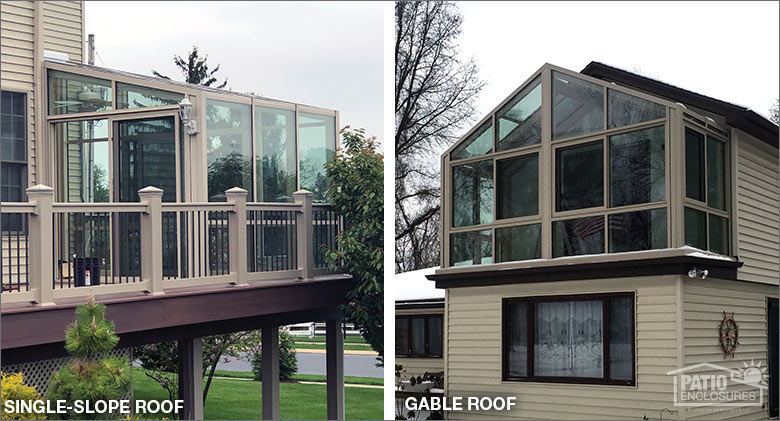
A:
[534, 300, 603, 377]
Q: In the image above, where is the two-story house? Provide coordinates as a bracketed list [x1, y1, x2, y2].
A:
[427, 62, 778, 419]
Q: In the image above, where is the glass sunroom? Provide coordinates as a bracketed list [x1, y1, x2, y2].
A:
[41, 60, 339, 283]
[441, 63, 731, 268]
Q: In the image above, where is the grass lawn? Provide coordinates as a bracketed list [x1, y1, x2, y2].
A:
[133, 371, 383, 420]
[212, 369, 383, 386]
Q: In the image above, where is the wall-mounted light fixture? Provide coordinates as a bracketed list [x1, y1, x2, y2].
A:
[687, 268, 709, 279]
[179, 96, 198, 135]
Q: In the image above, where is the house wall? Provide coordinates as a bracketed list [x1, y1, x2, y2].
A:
[680, 277, 776, 420]
[444, 276, 680, 420]
[396, 305, 445, 379]
[1, 0, 84, 186]
[732, 129, 780, 286]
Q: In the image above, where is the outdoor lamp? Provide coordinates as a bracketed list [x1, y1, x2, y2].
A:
[178, 96, 198, 135]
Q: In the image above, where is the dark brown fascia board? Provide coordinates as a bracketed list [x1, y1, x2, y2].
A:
[395, 299, 445, 310]
[426, 255, 743, 289]
[581, 61, 779, 148]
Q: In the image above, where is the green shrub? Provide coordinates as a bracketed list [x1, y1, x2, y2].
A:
[251, 327, 298, 380]
[0, 372, 46, 420]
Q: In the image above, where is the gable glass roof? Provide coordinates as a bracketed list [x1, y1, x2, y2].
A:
[441, 63, 732, 269]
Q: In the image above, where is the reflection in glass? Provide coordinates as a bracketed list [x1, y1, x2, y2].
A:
[497, 78, 542, 151]
[496, 224, 541, 263]
[684, 207, 706, 249]
[497, 154, 538, 219]
[552, 71, 604, 140]
[534, 300, 603, 377]
[55, 120, 110, 203]
[395, 320, 409, 355]
[685, 128, 705, 202]
[116, 83, 183, 109]
[117, 117, 177, 203]
[452, 160, 493, 227]
[411, 318, 425, 355]
[429, 317, 443, 356]
[507, 301, 528, 377]
[450, 230, 492, 266]
[609, 208, 667, 253]
[452, 120, 493, 160]
[48, 70, 112, 115]
[707, 138, 725, 210]
[206, 100, 253, 201]
[299, 112, 336, 202]
[608, 297, 633, 380]
[607, 89, 665, 129]
[709, 214, 728, 255]
[556, 141, 603, 211]
[609, 126, 665, 207]
[553, 216, 605, 257]
[256, 107, 297, 202]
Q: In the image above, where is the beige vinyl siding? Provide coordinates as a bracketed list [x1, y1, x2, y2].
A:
[41, 1, 83, 63]
[680, 278, 776, 420]
[733, 129, 779, 285]
[396, 306, 445, 378]
[445, 276, 679, 420]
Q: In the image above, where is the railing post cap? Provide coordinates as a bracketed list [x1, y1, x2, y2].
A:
[26, 184, 54, 194]
[137, 186, 164, 195]
[225, 187, 248, 196]
[293, 189, 313, 197]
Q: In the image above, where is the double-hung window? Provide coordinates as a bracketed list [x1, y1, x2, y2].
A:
[503, 292, 635, 385]
[1, 91, 28, 232]
[396, 315, 443, 358]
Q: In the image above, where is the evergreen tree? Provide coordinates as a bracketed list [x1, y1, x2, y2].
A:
[46, 296, 131, 420]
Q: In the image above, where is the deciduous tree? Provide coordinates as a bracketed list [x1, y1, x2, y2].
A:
[152, 46, 228, 88]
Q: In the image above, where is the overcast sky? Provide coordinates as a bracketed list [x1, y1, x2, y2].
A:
[458, 1, 779, 124]
[85, 1, 384, 145]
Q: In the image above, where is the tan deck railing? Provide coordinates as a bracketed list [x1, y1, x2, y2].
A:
[1, 184, 341, 306]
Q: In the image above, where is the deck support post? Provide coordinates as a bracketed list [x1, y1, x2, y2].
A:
[178, 337, 204, 421]
[138, 186, 164, 294]
[26, 185, 54, 306]
[326, 318, 345, 421]
[293, 190, 313, 280]
[225, 187, 248, 285]
[262, 326, 280, 420]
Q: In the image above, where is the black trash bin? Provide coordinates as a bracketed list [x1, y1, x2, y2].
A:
[74, 257, 101, 287]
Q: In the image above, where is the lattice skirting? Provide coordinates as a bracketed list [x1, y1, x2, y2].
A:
[1, 347, 134, 399]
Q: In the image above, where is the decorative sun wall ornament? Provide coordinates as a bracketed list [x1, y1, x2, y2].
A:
[719, 311, 739, 357]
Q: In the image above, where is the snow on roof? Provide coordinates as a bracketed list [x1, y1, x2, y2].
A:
[394, 267, 443, 302]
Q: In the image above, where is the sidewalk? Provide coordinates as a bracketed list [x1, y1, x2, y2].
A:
[296, 348, 378, 356]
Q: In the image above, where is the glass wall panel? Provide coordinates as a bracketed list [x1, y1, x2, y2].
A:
[684, 207, 707, 249]
[507, 301, 528, 377]
[497, 153, 538, 219]
[534, 300, 603, 378]
[206, 99, 253, 201]
[685, 128, 705, 202]
[256, 106, 297, 202]
[54, 119, 110, 203]
[299, 112, 336, 202]
[556, 141, 603, 211]
[410, 318, 425, 355]
[608, 208, 667, 253]
[117, 117, 177, 203]
[607, 89, 666, 129]
[116, 83, 184, 109]
[609, 126, 665, 207]
[707, 137, 725, 210]
[553, 216, 605, 257]
[452, 120, 493, 160]
[497, 78, 542, 151]
[608, 297, 633, 380]
[450, 230, 492, 266]
[429, 317, 443, 356]
[452, 160, 493, 227]
[709, 214, 728, 255]
[395, 320, 408, 355]
[552, 71, 604, 140]
[48, 70, 112, 115]
[496, 224, 541, 263]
